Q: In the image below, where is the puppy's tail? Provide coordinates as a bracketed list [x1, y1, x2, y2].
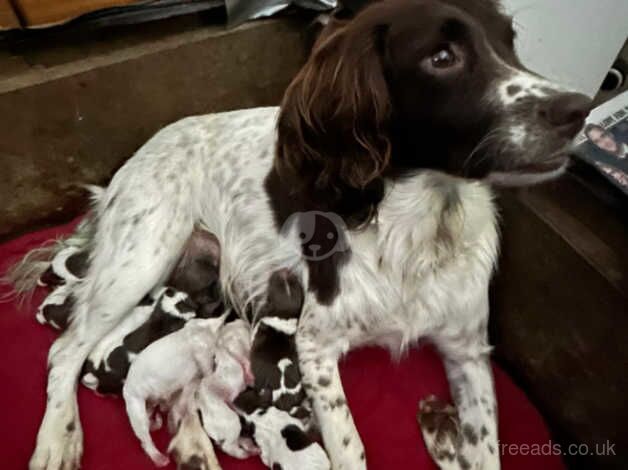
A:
[0, 185, 102, 305]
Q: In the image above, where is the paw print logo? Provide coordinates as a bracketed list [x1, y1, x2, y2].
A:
[280, 211, 349, 261]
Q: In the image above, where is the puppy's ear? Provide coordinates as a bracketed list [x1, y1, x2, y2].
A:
[276, 16, 390, 225]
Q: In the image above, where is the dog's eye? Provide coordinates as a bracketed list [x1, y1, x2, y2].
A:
[431, 47, 456, 68]
[421, 44, 464, 75]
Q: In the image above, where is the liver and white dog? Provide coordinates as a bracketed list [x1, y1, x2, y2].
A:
[24, 1, 590, 470]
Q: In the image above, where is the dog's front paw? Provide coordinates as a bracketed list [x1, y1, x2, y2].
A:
[418, 395, 500, 470]
[418, 395, 461, 468]
[29, 416, 83, 470]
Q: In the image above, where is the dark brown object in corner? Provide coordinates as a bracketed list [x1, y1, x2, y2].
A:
[491, 175, 628, 470]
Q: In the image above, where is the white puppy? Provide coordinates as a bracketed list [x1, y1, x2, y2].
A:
[196, 319, 257, 459]
[123, 316, 224, 467]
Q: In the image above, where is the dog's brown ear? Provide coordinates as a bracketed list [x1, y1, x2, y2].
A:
[276, 16, 390, 223]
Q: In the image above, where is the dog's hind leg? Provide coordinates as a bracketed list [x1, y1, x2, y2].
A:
[30, 180, 195, 470]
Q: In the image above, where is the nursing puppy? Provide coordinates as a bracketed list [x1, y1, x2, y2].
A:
[123, 315, 225, 467]
[38, 247, 89, 289]
[80, 227, 224, 395]
[36, 283, 76, 331]
[35, 225, 221, 335]
[187, 319, 259, 460]
[234, 269, 329, 470]
[36, 247, 89, 330]
[80, 287, 200, 395]
[247, 269, 308, 415]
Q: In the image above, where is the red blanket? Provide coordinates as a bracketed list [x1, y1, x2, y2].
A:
[0, 220, 565, 470]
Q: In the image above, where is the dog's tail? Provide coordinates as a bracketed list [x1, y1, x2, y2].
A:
[0, 185, 102, 305]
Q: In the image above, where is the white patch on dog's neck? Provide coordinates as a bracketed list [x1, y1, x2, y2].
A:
[376, 172, 496, 274]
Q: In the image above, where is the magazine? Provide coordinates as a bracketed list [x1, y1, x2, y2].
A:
[573, 90, 628, 195]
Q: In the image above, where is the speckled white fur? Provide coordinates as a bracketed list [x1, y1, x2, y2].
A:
[27, 106, 507, 470]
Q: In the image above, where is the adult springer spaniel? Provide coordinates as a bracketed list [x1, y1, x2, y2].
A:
[24, 1, 591, 469]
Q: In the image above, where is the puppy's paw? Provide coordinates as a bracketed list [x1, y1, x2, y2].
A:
[169, 413, 221, 470]
[171, 451, 218, 470]
[176, 454, 207, 470]
[150, 412, 164, 431]
[147, 450, 170, 468]
[418, 396, 461, 468]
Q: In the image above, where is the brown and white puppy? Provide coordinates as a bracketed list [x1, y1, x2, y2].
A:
[79, 227, 225, 395]
[30, 227, 224, 395]
[36, 247, 89, 330]
[80, 287, 201, 395]
[234, 269, 328, 470]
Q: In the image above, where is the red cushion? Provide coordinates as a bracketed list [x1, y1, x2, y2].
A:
[0, 220, 565, 470]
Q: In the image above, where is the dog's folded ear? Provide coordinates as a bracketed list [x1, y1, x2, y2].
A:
[276, 13, 391, 226]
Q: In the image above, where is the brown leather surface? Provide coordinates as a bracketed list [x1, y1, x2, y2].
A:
[11, 0, 139, 27]
[491, 185, 628, 469]
[0, 0, 20, 30]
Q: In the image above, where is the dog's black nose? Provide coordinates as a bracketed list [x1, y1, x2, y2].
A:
[540, 92, 592, 137]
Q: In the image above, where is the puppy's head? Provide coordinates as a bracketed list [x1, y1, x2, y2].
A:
[266, 269, 304, 318]
[277, 0, 591, 223]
